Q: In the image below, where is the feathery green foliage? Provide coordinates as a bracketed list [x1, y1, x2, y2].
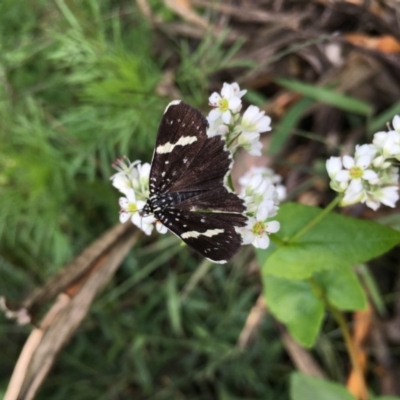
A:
[0, 1, 286, 399]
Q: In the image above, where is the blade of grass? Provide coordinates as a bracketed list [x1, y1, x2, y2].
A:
[268, 97, 314, 155]
[366, 100, 400, 134]
[275, 78, 372, 116]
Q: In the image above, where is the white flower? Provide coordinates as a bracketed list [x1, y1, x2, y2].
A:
[341, 179, 366, 207]
[239, 105, 271, 136]
[240, 166, 280, 186]
[326, 156, 349, 193]
[131, 162, 151, 200]
[373, 130, 400, 159]
[241, 173, 279, 215]
[206, 84, 273, 157]
[387, 166, 400, 185]
[326, 156, 342, 179]
[337, 155, 379, 185]
[234, 106, 271, 156]
[372, 155, 391, 169]
[326, 117, 400, 211]
[355, 144, 377, 159]
[372, 186, 399, 208]
[110, 158, 141, 194]
[208, 82, 246, 124]
[110, 158, 151, 200]
[240, 167, 286, 202]
[326, 157, 343, 186]
[241, 201, 280, 249]
[119, 189, 155, 235]
[363, 186, 398, 210]
[206, 112, 229, 137]
[238, 131, 263, 156]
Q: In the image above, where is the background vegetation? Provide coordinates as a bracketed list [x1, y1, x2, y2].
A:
[1, 1, 400, 399]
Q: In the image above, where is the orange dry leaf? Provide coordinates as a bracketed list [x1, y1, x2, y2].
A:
[271, 92, 302, 118]
[345, 34, 400, 53]
[347, 304, 373, 400]
[163, 0, 208, 29]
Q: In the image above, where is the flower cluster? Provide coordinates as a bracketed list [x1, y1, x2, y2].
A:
[238, 166, 284, 249]
[207, 82, 272, 156]
[110, 83, 282, 253]
[326, 115, 400, 210]
[110, 157, 167, 235]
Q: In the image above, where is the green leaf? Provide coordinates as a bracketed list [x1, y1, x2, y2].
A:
[258, 203, 400, 279]
[263, 275, 324, 347]
[374, 397, 400, 400]
[314, 265, 367, 311]
[290, 373, 356, 400]
[275, 78, 372, 115]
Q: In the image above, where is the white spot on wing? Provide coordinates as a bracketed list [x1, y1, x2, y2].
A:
[207, 257, 227, 264]
[156, 136, 197, 154]
[181, 229, 224, 239]
[164, 100, 181, 114]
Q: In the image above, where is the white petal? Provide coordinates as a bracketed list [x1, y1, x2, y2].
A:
[221, 82, 233, 98]
[240, 131, 259, 143]
[379, 186, 399, 207]
[156, 222, 168, 234]
[355, 144, 377, 159]
[221, 110, 232, 124]
[256, 115, 272, 132]
[119, 212, 130, 223]
[242, 105, 259, 121]
[326, 157, 342, 177]
[254, 235, 270, 249]
[341, 183, 364, 206]
[139, 163, 151, 180]
[208, 108, 222, 122]
[142, 222, 154, 236]
[342, 155, 355, 169]
[125, 189, 137, 202]
[209, 92, 221, 106]
[228, 96, 242, 113]
[256, 205, 270, 221]
[266, 221, 280, 234]
[335, 170, 350, 182]
[372, 155, 385, 168]
[112, 175, 130, 192]
[131, 213, 143, 228]
[356, 155, 372, 169]
[119, 197, 129, 208]
[393, 115, 400, 132]
[348, 178, 363, 193]
[362, 169, 378, 183]
[373, 131, 388, 148]
[241, 222, 255, 244]
[365, 198, 380, 211]
[248, 140, 263, 156]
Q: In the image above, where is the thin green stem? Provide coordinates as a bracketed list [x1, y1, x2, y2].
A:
[289, 195, 342, 242]
[309, 278, 368, 398]
[270, 233, 285, 246]
[227, 174, 234, 191]
[328, 305, 368, 398]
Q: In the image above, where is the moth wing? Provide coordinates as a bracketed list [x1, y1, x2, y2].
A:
[149, 101, 208, 194]
[159, 208, 247, 263]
